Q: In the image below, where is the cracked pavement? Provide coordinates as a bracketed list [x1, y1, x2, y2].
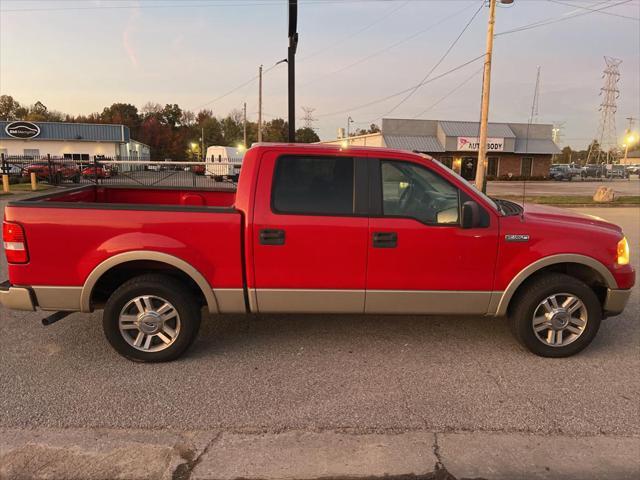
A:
[1, 196, 639, 479]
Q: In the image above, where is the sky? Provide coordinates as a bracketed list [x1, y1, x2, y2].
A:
[0, 0, 639, 148]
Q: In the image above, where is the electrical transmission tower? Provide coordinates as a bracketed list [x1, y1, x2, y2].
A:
[588, 56, 622, 164]
[301, 106, 317, 130]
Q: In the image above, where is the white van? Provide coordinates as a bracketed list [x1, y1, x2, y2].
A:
[205, 146, 245, 181]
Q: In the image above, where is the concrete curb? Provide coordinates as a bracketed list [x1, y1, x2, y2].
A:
[1, 429, 638, 480]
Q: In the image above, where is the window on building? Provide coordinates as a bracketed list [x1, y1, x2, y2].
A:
[23, 149, 40, 159]
[63, 154, 90, 161]
[0, 148, 7, 159]
[272, 156, 354, 215]
[521, 157, 533, 177]
[439, 157, 453, 169]
[487, 157, 499, 177]
[381, 160, 459, 225]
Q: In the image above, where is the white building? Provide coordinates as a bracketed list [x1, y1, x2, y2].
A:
[0, 120, 150, 160]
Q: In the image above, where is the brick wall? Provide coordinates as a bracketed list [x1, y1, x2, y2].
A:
[497, 154, 552, 178]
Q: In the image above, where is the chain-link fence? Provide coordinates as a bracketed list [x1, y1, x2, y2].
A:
[0, 154, 240, 189]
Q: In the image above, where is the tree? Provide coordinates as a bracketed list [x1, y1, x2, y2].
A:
[101, 103, 141, 136]
[161, 104, 183, 129]
[263, 118, 288, 142]
[296, 127, 320, 143]
[352, 123, 380, 136]
[141, 102, 163, 118]
[0, 95, 28, 120]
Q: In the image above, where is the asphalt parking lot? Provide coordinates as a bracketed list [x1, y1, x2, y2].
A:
[0, 199, 638, 440]
[487, 178, 640, 197]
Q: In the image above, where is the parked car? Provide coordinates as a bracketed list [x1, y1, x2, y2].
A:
[0, 163, 23, 177]
[81, 165, 113, 179]
[1, 144, 634, 362]
[549, 164, 579, 181]
[190, 164, 206, 175]
[23, 162, 80, 184]
[606, 165, 629, 179]
[581, 163, 606, 179]
[626, 164, 640, 176]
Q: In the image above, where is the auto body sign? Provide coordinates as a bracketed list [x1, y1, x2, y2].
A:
[457, 136, 504, 152]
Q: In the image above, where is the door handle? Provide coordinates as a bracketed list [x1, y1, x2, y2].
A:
[259, 229, 285, 245]
[372, 231, 397, 248]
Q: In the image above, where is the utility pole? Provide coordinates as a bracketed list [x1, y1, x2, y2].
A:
[258, 64, 263, 143]
[201, 126, 205, 161]
[474, 0, 513, 192]
[288, 0, 299, 142]
[243, 102, 247, 147]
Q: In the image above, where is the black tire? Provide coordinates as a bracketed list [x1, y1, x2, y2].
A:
[509, 273, 602, 358]
[102, 274, 201, 362]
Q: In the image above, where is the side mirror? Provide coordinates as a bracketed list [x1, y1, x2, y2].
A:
[461, 201, 481, 229]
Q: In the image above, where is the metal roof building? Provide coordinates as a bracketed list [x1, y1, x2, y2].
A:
[0, 120, 149, 160]
[321, 118, 560, 180]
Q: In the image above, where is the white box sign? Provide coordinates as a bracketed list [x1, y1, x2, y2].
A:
[457, 137, 504, 152]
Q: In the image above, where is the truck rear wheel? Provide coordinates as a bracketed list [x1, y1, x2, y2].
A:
[102, 274, 201, 362]
[509, 273, 602, 357]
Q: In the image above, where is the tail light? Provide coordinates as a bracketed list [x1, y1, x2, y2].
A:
[3, 221, 29, 264]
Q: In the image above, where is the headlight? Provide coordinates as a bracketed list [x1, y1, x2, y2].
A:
[617, 237, 630, 265]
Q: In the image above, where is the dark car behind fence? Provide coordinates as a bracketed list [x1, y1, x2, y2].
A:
[0, 154, 240, 190]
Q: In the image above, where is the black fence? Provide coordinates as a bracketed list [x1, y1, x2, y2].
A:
[0, 154, 240, 189]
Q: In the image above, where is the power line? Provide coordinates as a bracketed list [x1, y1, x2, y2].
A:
[298, 1, 410, 62]
[315, 53, 484, 118]
[191, 60, 284, 111]
[547, 0, 640, 20]
[412, 65, 483, 118]
[496, 0, 635, 36]
[299, 2, 476, 88]
[370, 0, 484, 122]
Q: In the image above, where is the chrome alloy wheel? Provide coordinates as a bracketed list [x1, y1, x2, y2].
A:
[532, 293, 588, 347]
[118, 295, 181, 352]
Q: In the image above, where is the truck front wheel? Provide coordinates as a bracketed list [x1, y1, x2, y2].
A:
[102, 274, 201, 362]
[509, 273, 602, 357]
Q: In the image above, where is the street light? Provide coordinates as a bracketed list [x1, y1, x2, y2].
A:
[474, 0, 515, 192]
[623, 131, 638, 164]
[258, 58, 288, 143]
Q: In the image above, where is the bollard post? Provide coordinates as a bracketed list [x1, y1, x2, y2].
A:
[30, 172, 38, 191]
[2, 174, 9, 193]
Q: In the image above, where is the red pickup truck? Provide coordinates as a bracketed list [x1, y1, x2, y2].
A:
[1, 144, 634, 362]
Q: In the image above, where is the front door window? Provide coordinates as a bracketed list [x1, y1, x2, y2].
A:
[380, 160, 459, 225]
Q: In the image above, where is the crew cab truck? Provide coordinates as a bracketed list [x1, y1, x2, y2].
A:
[1, 144, 634, 362]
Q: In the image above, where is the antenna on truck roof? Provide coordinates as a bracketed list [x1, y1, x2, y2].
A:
[522, 66, 541, 219]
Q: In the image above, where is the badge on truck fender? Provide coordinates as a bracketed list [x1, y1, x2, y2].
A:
[505, 234, 530, 242]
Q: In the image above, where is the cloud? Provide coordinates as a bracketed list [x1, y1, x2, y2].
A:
[122, 2, 141, 68]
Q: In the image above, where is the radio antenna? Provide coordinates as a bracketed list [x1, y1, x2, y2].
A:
[522, 66, 541, 219]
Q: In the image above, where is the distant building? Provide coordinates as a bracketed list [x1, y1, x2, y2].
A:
[0, 120, 150, 160]
[621, 149, 640, 165]
[320, 118, 561, 180]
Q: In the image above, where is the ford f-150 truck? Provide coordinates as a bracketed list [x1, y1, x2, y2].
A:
[1, 144, 634, 362]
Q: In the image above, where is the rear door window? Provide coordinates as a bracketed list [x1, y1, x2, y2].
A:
[272, 156, 354, 215]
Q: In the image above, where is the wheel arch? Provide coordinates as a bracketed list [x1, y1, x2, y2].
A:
[80, 251, 219, 314]
[494, 254, 617, 317]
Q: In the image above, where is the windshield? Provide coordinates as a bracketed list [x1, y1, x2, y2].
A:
[428, 158, 500, 212]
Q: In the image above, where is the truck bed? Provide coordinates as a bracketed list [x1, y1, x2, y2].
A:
[33, 185, 237, 208]
[4, 185, 244, 297]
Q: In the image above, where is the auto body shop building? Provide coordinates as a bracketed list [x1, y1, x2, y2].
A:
[0, 120, 150, 160]
[321, 118, 560, 180]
